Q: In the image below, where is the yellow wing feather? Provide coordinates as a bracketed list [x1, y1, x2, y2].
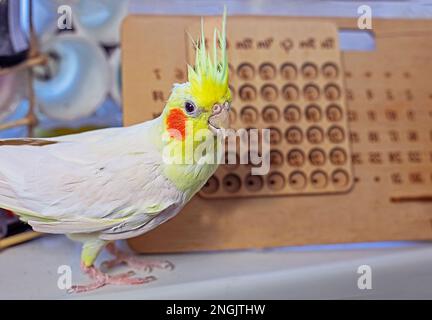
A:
[188, 8, 230, 108]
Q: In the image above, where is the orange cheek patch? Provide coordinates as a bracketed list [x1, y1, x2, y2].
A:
[166, 108, 187, 140]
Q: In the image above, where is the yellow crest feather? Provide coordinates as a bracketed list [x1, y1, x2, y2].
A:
[188, 8, 230, 109]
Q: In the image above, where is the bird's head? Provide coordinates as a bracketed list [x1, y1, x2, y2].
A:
[162, 12, 231, 142]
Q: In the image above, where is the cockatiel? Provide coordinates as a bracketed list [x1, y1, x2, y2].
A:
[0, 13, 231, 293]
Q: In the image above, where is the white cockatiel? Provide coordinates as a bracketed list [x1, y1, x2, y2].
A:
[0, 13, 231, 292]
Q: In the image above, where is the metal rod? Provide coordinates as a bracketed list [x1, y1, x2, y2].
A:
[0, 54, 47, 77]
[0, 117, 33, 131]
[27, 0, 38, 137]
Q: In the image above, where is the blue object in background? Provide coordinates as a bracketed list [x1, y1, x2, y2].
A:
[20, 0, 58, 40]
[0, 100, 29, 139]
[339, 29, 376, 52]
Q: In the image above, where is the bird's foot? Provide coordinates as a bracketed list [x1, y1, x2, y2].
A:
[68, 263, 156, 294]
[102, 242, 175, 273]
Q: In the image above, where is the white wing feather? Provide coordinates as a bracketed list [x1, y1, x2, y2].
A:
[0, 120, 187, 239]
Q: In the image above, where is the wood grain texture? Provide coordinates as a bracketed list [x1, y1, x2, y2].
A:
[122, 16, 432, 253]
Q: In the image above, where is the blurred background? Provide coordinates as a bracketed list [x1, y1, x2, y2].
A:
[2, 0, 432, 299]
[1, 0, 431, 140]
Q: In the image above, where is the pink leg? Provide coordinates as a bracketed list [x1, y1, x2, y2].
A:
[102, 242, 175, 273]
[68, 262, 156, 294]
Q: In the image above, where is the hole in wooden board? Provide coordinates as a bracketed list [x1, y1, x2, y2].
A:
[301, 62, 318, 80]
[240, 106, 258, 124]
[262, 105, 280, 123]
[270, 149, 284, 167]
[267, 127, 282, 145]
[322, 63, 339, 79]
[289, 171, 307, 190]
[332, 170, 350, 188]
[285, 127, 303, 144]
[303, 84, 320, 101]
[329, 148, 347, 165]
[282, 84, 300, 101]
[239, 84, 257, 102]
[305, 104, 322, 122]
[309, 148, 326, 166]
[237, 63, 255, 81]
[259, 63, 277, 80]
[280, 63, 297, 80]
[328, 126, 345, 143]
[202, 176, 220, 194]
[245, 175, 264, 192]
[324, 84, 341, 101]
[267, 172, 286, 191]
[223, 174, 242, 193]
[326, 104, 343, 122]
[307, 126, 324, 144]
[261, 84, 278, 102]
[287, 149, 306, 167]
[310, 170, 328, 189]
[284, 105, 301, 123]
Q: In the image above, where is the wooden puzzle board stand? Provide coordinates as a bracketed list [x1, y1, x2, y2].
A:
[122, 16, 432, 253]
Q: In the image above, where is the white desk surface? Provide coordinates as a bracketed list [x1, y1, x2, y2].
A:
[1, 235, 432, 299]
[2, 0, 431, 300]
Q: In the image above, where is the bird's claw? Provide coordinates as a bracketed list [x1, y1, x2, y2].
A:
[162, 261, 175, 271]
[141, 260, 175, 272]
[102, 257, 175, 273]
[103, 243, 175, 273]
[67, 271, 156, 294]
[66, 263, 156, 294]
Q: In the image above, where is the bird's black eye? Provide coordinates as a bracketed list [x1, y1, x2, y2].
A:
[185, 101, 196, 114]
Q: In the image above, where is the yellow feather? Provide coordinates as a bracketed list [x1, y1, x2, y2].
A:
[188, 8, 230, 109]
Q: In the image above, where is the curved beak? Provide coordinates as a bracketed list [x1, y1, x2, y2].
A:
[208, 102, 231, 135]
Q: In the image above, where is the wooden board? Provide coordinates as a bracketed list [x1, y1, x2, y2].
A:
[122, 16, 432, 253]
[187, 19, 353, 198]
